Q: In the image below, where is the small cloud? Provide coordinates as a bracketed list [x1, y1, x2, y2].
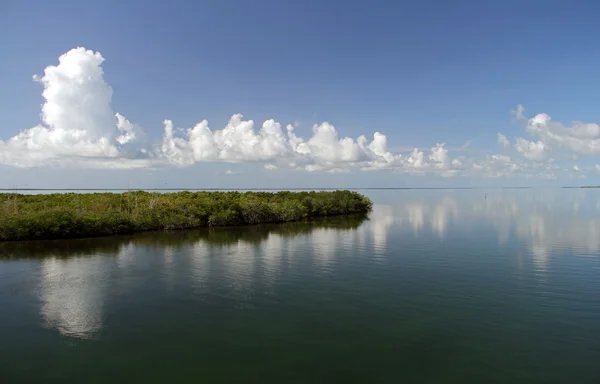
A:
[573, 165, 580, 171]
[511, 104, 525, 120]
[460, 139, 472, 149]
[265, 164, 277, 170]
[225, 169, 238, 175]
[497, 132, 510, 148]
[293, 120, 301, 128]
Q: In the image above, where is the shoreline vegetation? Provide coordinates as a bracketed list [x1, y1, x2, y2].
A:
[0, 214, 368, 259]
[0, 190, 372, 242]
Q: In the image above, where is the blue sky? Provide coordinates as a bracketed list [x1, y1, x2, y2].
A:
[2, 0, 600, 188]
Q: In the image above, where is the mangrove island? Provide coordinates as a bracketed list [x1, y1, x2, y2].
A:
[0, 190, 372, 241]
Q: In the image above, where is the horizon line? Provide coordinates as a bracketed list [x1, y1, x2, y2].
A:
[0, 186, 594, 191]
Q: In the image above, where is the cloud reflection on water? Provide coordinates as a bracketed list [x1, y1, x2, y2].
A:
[390, 190, 600, 271]
[39, 257, 108, 339]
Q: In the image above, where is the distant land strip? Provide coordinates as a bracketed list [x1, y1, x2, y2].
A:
[0, 187, 550, 191]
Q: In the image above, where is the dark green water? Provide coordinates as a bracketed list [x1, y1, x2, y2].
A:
[1, 190, 600, 383]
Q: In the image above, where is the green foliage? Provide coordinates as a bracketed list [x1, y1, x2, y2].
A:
[0, 213, 368, 259]
[0, 191, 372, 241]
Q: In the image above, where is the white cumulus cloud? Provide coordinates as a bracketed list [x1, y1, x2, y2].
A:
[514, 138, 550, 162]
[0, 48, 148, 168]
[158, 117, 408, 171]
[513, 104, 600, 159]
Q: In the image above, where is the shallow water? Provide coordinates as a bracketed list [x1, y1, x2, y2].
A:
[1, 189, 599, 383]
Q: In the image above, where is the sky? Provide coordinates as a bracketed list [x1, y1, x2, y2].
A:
[2, 0, 600, 189]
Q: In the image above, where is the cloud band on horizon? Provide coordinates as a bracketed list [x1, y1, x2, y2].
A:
[1, 47, 599, 179]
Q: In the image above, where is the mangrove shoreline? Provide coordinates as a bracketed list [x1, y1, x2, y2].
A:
[0, 190, 372, 242]
[0, 214, 368, 259]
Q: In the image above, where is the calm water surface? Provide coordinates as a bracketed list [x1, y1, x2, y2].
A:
[1, 190, 600, 383]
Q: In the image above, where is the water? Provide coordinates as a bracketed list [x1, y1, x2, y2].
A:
[1, 189, 599, 383]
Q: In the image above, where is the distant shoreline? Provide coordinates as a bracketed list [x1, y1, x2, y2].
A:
[0, 186, 574, 192]
[0, 190, 372, 242]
